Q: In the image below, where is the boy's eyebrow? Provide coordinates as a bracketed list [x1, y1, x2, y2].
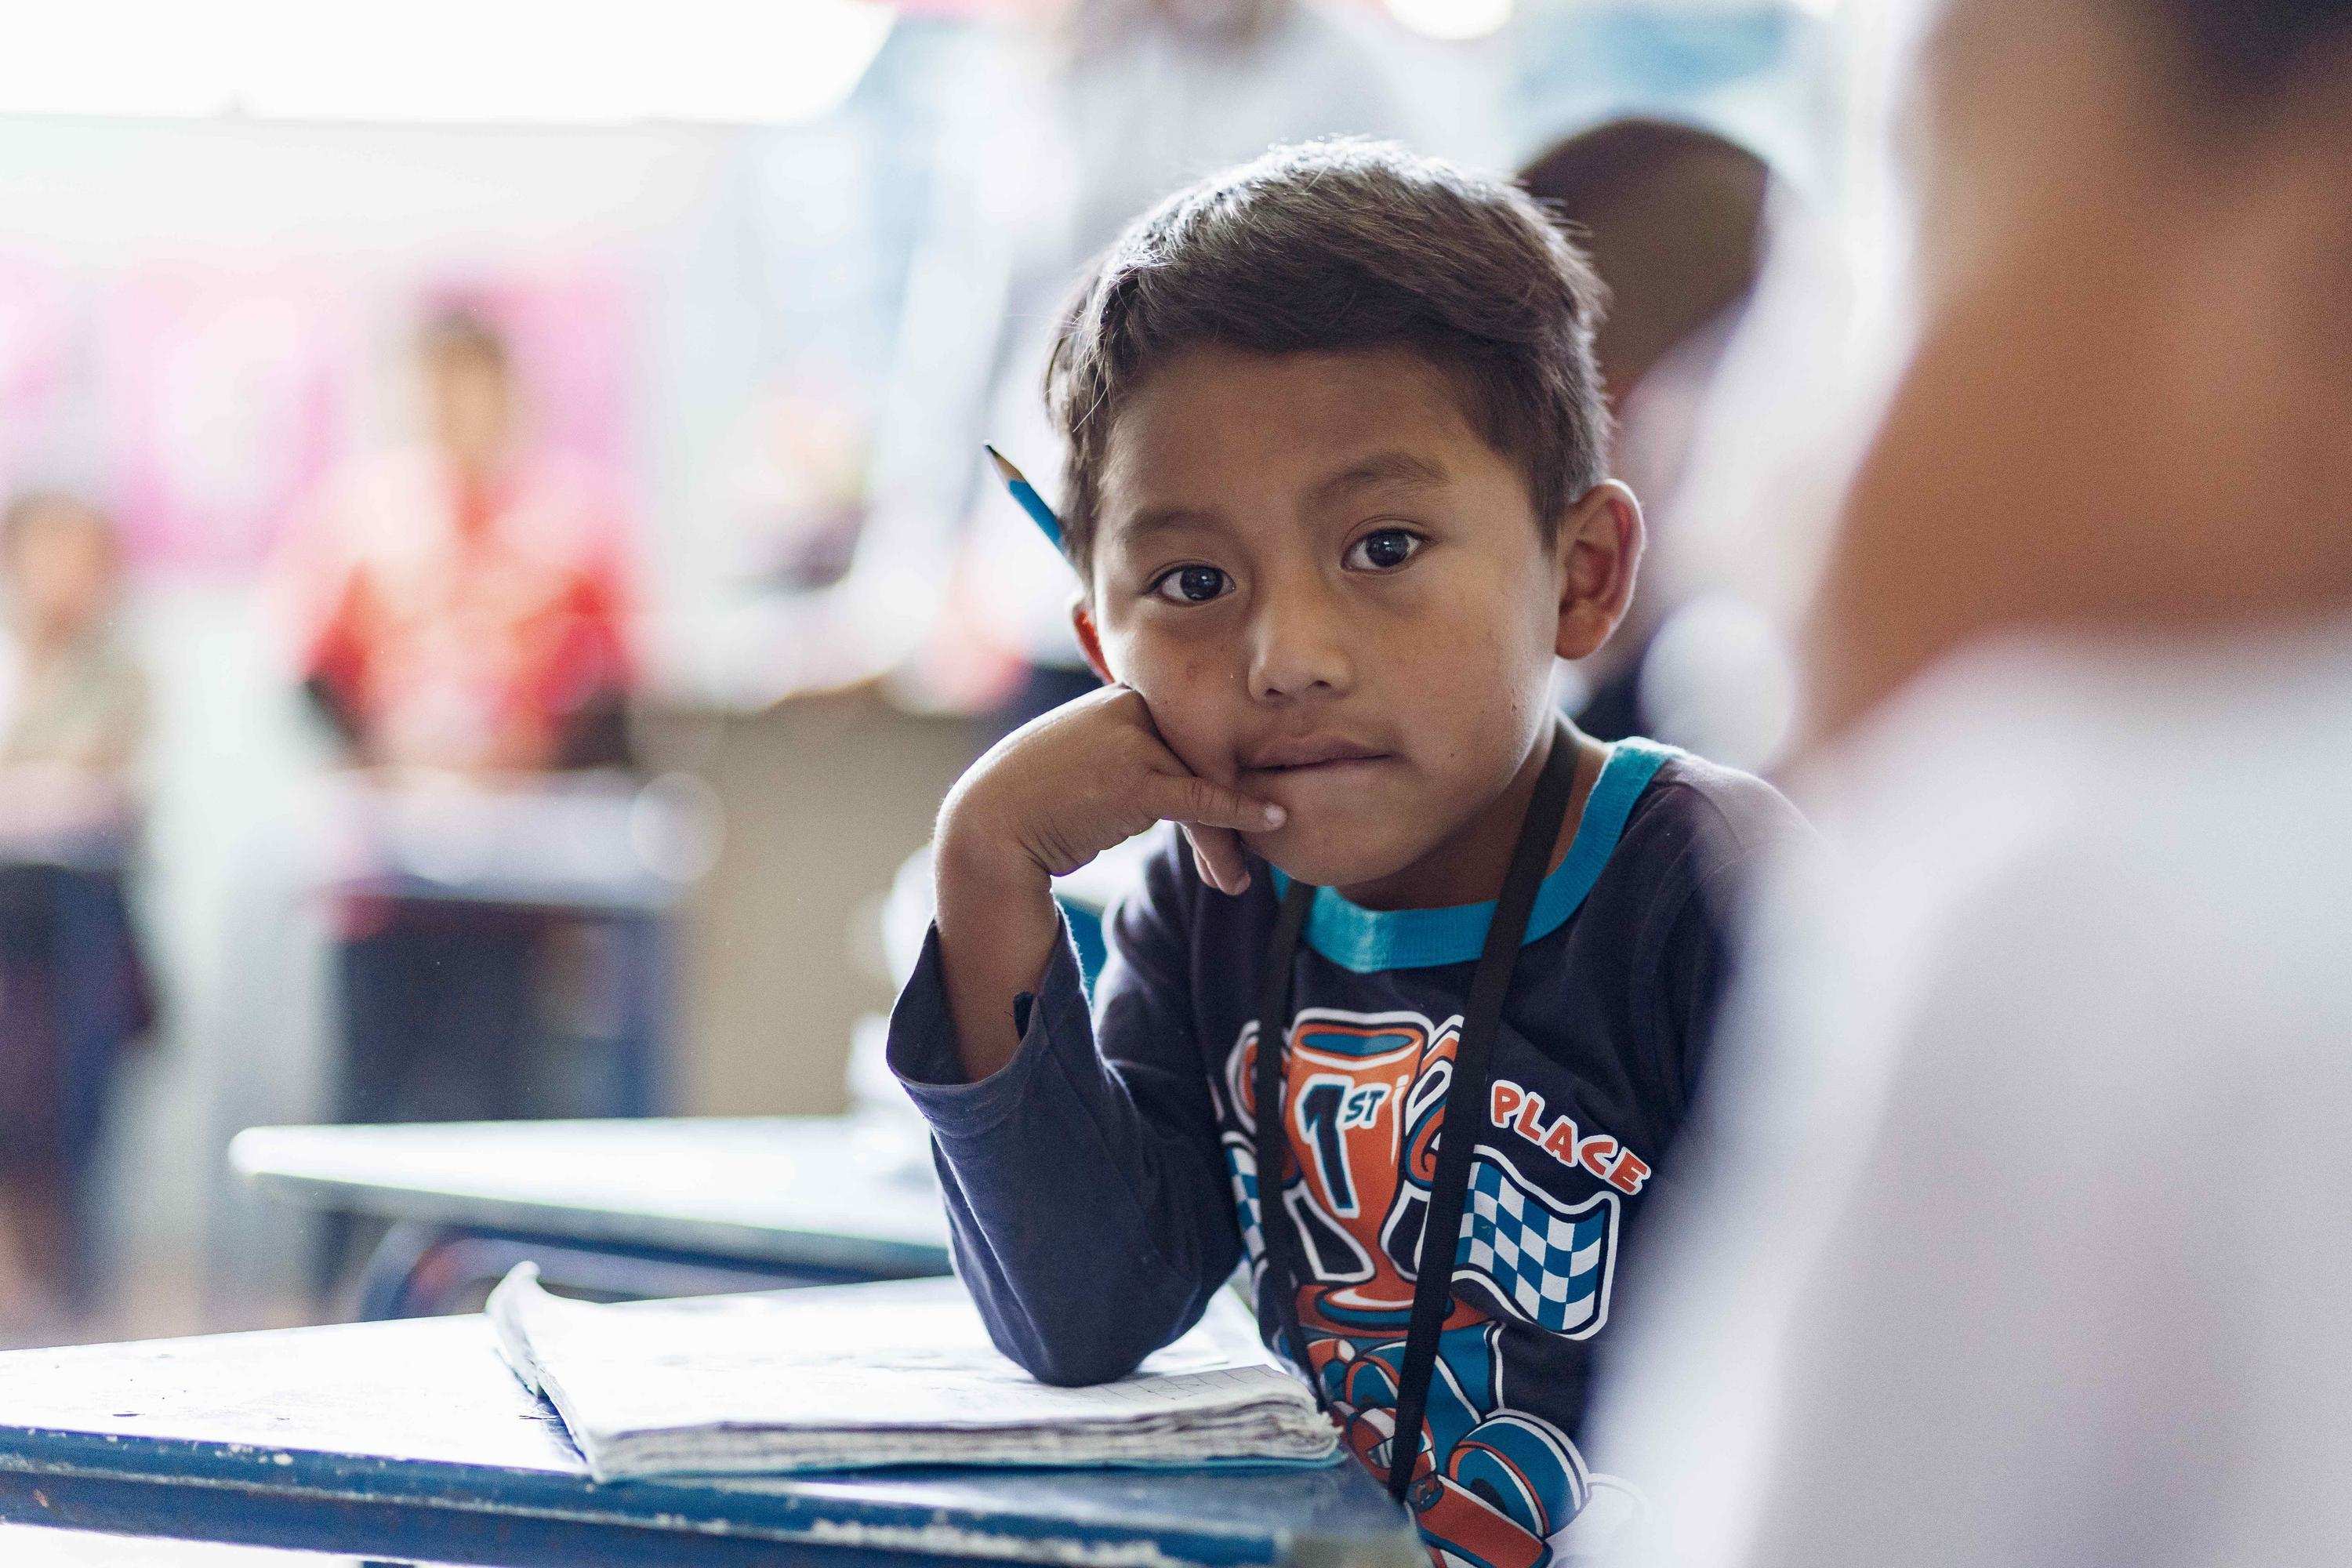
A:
[1110, 452, 1450, 543]
[1307, 451, 1450, 506]
[1113, 506, 1223, 545]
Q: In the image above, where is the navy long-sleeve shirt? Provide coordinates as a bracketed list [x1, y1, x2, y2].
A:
[890, 740, 1801, 1565]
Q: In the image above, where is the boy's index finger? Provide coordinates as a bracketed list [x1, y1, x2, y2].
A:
[1142, 770, 1286, 834]
[1098, 685, 1280, 830]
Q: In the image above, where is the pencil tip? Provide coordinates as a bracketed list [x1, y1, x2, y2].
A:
[983, 445, 1021, 485]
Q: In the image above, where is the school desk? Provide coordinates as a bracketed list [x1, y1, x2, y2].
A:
[0, 1311, 1421, 1568]
[232, 1116, 953, 1318]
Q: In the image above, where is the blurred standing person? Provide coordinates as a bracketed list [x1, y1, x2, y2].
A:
[1518, 120, 1804, 764]
[300, 312, 635, 778]
[295, 311, 637, 1141]
[1584, 2, 2352, 1564]
[770, 0, 1470, 732]
[0, 492, 154, 1334]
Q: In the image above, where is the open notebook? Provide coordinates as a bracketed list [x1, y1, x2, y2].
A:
[488, 1265, 1341, 1482]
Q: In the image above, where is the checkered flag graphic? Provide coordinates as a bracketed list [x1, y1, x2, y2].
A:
[1222, 1133, 1267, 1272]
[1454, 1151, 1617, 1337]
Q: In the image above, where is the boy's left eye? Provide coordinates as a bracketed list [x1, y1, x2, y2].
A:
[1345, 528, 1422, 572]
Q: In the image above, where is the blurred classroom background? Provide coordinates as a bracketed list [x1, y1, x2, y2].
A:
[0, 0, 1896, 1358]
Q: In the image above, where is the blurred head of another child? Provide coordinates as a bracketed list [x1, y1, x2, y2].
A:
[2, 492, 123, 655]
[418, 310, 516, 479]
[1515, 118, 1777, 732]
[1518, 118, 1769, 421]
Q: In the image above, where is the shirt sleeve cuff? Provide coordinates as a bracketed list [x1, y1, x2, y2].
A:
[886, 917, 1090, 1137]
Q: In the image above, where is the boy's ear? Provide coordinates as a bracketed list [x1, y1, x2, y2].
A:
[1070, 596, 1116, 684]
[1554, 480, 1644, 662]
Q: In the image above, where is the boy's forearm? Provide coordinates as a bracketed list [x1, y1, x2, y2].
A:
[933, 825, 1063, 1082]
[890, 879, 1243, 1386]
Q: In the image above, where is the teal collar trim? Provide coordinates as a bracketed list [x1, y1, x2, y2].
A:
[1269, 737, 1675, 974]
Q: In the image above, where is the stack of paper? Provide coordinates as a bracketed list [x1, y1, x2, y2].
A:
[488, 1265, 1341, 1482]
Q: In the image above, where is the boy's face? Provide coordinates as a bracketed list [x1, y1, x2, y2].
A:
[1080, 343, 1624, 899]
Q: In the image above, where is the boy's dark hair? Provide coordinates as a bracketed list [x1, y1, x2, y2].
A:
[1044, 138, 1610, 569]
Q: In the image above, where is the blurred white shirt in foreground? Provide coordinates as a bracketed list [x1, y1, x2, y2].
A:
[1588, 619, 2352, 1568]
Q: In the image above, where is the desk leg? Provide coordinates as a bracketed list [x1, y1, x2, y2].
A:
[609, 911, 669, 1118]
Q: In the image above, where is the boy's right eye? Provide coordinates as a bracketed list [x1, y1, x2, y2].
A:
[1149, 564, 1232, 604]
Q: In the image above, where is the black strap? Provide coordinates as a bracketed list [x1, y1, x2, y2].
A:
[1381, 731, 1581, 1499]
[1252, 726, 1584, 1501]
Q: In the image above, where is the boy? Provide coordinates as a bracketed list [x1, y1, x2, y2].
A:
[887, 140, 1801, 1566]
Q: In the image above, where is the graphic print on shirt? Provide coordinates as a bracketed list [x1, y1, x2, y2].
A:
[1214, 1008, 1635, 1568]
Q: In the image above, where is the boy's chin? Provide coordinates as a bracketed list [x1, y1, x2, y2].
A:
[1250, 822, 1428, 898]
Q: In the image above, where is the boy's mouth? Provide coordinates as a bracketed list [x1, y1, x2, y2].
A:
[1238, 736, 1395, 778]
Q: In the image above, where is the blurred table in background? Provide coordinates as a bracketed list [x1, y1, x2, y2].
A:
[234, 1113, 949, 1319]
[319, 771, 717, 1127]
[324, 771, 717, 917]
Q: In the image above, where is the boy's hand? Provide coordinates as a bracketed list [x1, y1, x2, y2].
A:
[931, 686, 1283, 1080]
[939, 684, 1283, 898]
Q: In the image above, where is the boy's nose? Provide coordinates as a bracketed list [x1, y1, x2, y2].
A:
[1244, 580, 1356, 704]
